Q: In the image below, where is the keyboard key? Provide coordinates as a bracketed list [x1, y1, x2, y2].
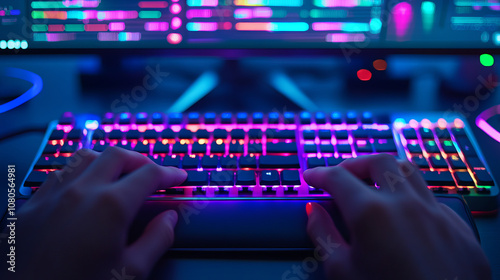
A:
[300, 112, 311, 124]
[330, 112, 342, 124]
[268, 112, 280, 124]
[119, 114, 132, 125]
[221, 156, 238, 169]
[43, 144, 60, 154]
[430, 156, 448, 169]
[237, 112, 248, 124]
[153, 143, 170, 154]
[229, 143, 244, 154]
[230, 129, 245, 139]
[361, 112, 373, 124]
[168, 113, 183, 125]
[315, 112, 326, 124]
[143, 129, 158, 140]
[192, 143, 207, 154]
[34, 157, 68, 169]
[161, 129, 176, 140]
[93, 143, 109, 152]
[352, 128, 369, 138]
[259, 156, 300, 169]
[133, 142, 150, 154]
[60, 142, 79, 153]
[441, 140, 457, 154]
[108, 130, 123, 140]
[125, 130, 141, 140]
[266, 129, 295, 139]
[147, 155, 162, 165]
[403, 128, 417, 139]
[337, 144, 352, 153]
[319, 144, 335, 153]
[115, 142, 132, 150]
[455, 136, 478, 157]
[92, 129, 106, 141]
[267, 142, 297, 154]
[178, 129, 193, 139]
[307, 157, 325, 168]
[412, 155, 429, 168]
[467, 157, 485, 169]
[49, 130, 65, 140]
[454, 172, 475, 186]
[188, 112, 200, 124]
[236, 170, 256, 185]
[419, 127, 434, 139]
[201, 155, 218, 168]
[221, 112, 232, 124]
[355, 141, 373, 153]
[182, 170, 208, 186]
[421, 171, 455, 186]
[204, 112, 216, 124]
[435, 128, 451, 139]
[211, 171, 234, 186]
[213, 129, 228, 139]
[284, 112, 295, 124]
[303, 130, 315, 140]
[424, 141, 439, 153]
[25, 171, 48, 187]
[195, 129, 210, 139]
[346, 112, 357, 124]
[248, 129, 263, 139]
[371, 129, 393, 139]
[449, 156, 466, 169]
[239, 156, 257, 169]
[334, 130, 349, 140]
[182, 156, 200, 169]
[318, 130, 331, 139]
[247, 143, 263, 154]
[451, 127, 466, 136]
[281, 170, 301, 185]
[66, 129, 83, 140]
[210, 142, 226, 154]
[163, 156, 180, 167]
[327, 157, 345, 166]
[151, 112, 164, 124]
[304, 144, 317, 153]
[135, 113, 148, 124]
[252, 112, 264, 124]
[260, 170, 280, 185]
[407, 143, 422, 153]
[172, 143, 188, 154]
[374, 141, 397, 153]
[474, 170, 494, 185]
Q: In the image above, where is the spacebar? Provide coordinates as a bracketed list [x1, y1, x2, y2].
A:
[129, 200, 345, 249]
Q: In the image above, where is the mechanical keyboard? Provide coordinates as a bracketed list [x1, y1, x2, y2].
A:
[21, 111, 498, 216]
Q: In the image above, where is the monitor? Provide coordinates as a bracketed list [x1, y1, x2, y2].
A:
[0, 0, 499, 51]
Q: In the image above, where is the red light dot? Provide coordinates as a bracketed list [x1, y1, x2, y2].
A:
[170, 3, 181, 14]
[167, 33, 182, 44]
[373, 59, 387, 71]
[223, 22, 232, 30]
[357, 69, 372, 81]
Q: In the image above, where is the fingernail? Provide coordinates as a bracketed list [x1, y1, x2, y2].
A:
[165, 210, 178, 226]
[306, 202, 313, 216]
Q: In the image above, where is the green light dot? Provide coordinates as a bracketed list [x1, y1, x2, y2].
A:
[480, 54, 494, 67]
[429, 141, 436, 146]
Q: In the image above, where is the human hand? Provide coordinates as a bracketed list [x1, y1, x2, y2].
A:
[14, 147, 187, 280]
[303, 154, 491, 280]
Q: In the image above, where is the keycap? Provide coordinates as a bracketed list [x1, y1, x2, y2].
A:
[210, 142, 225, 154]
[268, 112, 280, 124]
[467, 157, 485, 169]
[337, 144, 352, 153]
[419, 127, 434, 139]
[252, 112, 264, 124]
[188, 112, 200, 124]
[412, 155, 429, 168]
[352, 128, 369, 138]
[330, 112, 342, 124]
[153, 143, 170, 154]
[441, 140, 457, 154]
[178, 129, 193, 139]
[34, 157, 68, 169]
[239, 156, 257, 169]
[451, 127, 466, 136]
[143, 129, 158, 140]
[135, 113, 148, 124]
[182, 170, 208, 186]
[303, 130, 315, 140]
[66, 129, 83, 140]
[163, 156, 180, 167]
[449, 156, 467, 169]
[151, 112, 164, 124]
[424, 141, 440, 153]
[115, 142, 132, 150]
[172, 143, 188, 154]
[455, 136, 478, 157]
[421, 171, 455, 186]
[454, 172, 475, 186]
[315, 112, 326, 124]
[248, 129, 263, 139]
[474, 170, 494, 185]
[168, 113, 183, 125]
[25, 171, 48, 187]
[361, 112, 373, 124]
[327, 157, 344, 166]
[284, 112, 295, 124]
[59, 112, 75, 125]
[260, 170, 280, 185]
[430, 156, 448, 169]
[435, 128, 451, 139]
[319, 144, 335, 153]
[195, 129, 210, 139]
[125, 130, 141, 140]
[133, 142, 150, 154]
[221, 156, 238, 169]
[93, 143, 109, 152]
[211, 171, 234, 186]
[267, 142, 297, 154]
[346, 112, 357, 124]
[374, 141, 397, 153]
[237, 112, 248, 124]
[407, 143, 422, 153]
[192, 143, 207, 154]
[476, 187, 491, 194]
[181, 156, 199, 169]
[259, 156, 300, 169]
[236, 170, 256, 185]
[213, 129, 228, 139]
[60, 143, 79, 153]
[371, 129, 393, 139]
[49, 130, 65, 140]
[229, 143, 244, 154]
[266, 129, 295, 139]
[355, 142, 373, 153]
[92, 129, 106, 141]
[247, 143, 262, 154]
[108, 130, 123, 140]
[43, 144, 60, 154]
[201, 155, 218, 168]
[300, 112, 311, 124]
[204, 112, 216, 124]
[230, 129, 245, 139]
[318, 130, 331, 139]
[221, 112, 232, 124]
[147, 155, 162, 165]
[161, 129, 176, 140]
[101, 114, 115, 125]
[307, 157, 325, 168]
[281, 170, 301, 185]
[403, 128, 417, 139]
[119, 113, 132, 124]
[334, 130, 348, 139]
[304, 144, 317, 153]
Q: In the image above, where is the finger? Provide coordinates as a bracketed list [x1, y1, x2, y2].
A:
[397, 160, 436, 202]
[306, 202, 349, 275]
[82, 146, 153, 183]
[125, 210, 178, 279]
[113, 164, 187, 213]
[339, 154, 410, 193]
[29, 171, 61, 201]
[59, 149, 100, 183]
[303, 166, 374, 223]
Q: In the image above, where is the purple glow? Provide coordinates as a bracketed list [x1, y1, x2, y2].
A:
[63, 0, 100, 8]
[171, 17, 182, 29]
[326, 33, 365, 42]
[476, 105, 500, 142]
[98, 32, 119, 41]
[46, 33, 76, 42]
[186, 9, 212, 19]
[312, 22, 342, 31]
[392, 2, 413, 38]
[320, 0, 359, 7]
[145, 22, 169, 31]
[97, 11, 138, 21]
[0, 11, 5, 16]
[83, 10, 98, 19]
[109, 22, 125, 31]
[234, 7, 272, 19]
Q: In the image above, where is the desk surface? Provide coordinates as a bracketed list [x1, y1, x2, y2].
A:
[1, 56, 499, 279]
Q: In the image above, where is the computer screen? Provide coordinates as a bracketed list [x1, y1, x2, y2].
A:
[0, 0, 499, 50]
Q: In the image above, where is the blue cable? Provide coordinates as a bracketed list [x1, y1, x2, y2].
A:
[0, 68, 43, 114]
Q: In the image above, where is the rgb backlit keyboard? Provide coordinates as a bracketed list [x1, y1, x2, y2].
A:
[21, 111, 498, 213]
